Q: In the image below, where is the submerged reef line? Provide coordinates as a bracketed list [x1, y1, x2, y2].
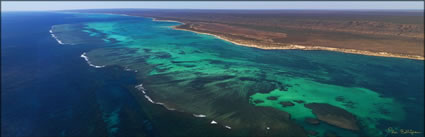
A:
[135, 84, 177, 111]
[134, 83, 232, 130]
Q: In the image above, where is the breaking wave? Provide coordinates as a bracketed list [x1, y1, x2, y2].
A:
[135, 84, 176, 111]
[193, 114, 207, 118]
[49, 29, 64, 45]
[80, 52, 106, 68]
[124, 67, 138, 73]
[135, 78, 234, 130]
[224, 125, 232, 129]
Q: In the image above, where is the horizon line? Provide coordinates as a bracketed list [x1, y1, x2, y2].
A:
[3, 8, 424, 12]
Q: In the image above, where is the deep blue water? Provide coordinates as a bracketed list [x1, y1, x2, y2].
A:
[1, 12, 152, 137]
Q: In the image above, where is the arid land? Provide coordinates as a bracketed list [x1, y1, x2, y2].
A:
[76, 9, 424, 60]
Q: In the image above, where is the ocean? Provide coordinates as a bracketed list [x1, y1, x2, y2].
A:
[1, 11, 424, 137]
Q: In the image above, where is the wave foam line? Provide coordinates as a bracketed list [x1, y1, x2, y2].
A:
[224, 125, 232, 129]
[135, 84, 176, 111]
[80, 52, 106, 68]
[124, 67, 138, 73]
[136, 84, 212, 117]
[193, 114, 207, 118]
[210, 120, 232, 130]
[49, 29, 65, 45]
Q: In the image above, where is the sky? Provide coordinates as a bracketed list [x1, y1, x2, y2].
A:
[1, 1, 424, 11]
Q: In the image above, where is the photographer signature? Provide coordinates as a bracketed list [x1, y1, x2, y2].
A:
[387, 127, 422, 136]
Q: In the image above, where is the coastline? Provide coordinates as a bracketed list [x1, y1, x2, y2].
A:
[172, 24, 424, 60]
[151, 17, 424, 60]
[87, 12, 424, 60]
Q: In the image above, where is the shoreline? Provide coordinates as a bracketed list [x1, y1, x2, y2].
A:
[86, 12, 424, 60]
[172, 25, 424, 60]
[151, 17, 424, 60]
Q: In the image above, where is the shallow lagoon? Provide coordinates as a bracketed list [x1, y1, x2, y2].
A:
[48, 12, 424, 136]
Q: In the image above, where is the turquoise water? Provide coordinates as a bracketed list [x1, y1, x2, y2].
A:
[52, 13, 424, 136]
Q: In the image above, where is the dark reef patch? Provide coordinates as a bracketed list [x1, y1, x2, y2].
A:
[193, 50, 202, 53]
[305, 117, 320, 125]
[335, 96, 345, 102]
[266, 96, 278, 100]
[294, 100, 305, 104]
[335, 96, 356, 109]
[238, 77, 258, 82]
[280, 101, 295, 107]
[143, 48, 152, 53]
[304, 103, 359, 131]
[253, 100, 264, 104]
